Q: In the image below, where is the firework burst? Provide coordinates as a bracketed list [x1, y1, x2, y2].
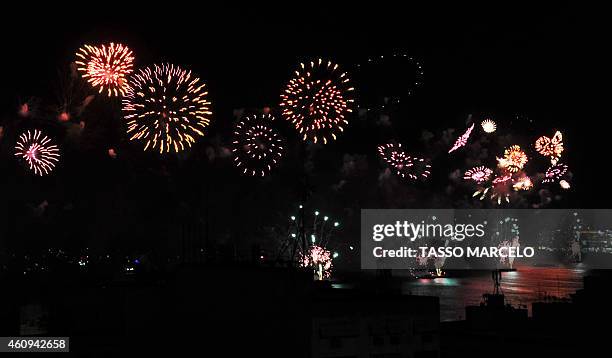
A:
[474, 175, 513, 205]
[481, 119, 497, 133]
[535, 131, 564, 165]
[14, 130, 60, 176]
[356, 53, 424, 107]
[279, 208, 341, 280]
[300, 245, 333, 280]
[232, 114, 284, 177]
[75, 43, 134, 97]
[463, 121, 571, 206]
[280, 58, 355, 144]
[448, 123, 474, 153]
[513, 176, 533, 191]
[497, 145, 528, 173]
[378, 143, 431, 180]
[542, 163, 569, 183]
[122, 64, 212, 154]
[464, 166, 493, 183]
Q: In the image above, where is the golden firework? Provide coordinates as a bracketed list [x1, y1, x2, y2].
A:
[280, 59, 355, 144]
[122, 64, 212, 154]
[75, 42, 134, 97]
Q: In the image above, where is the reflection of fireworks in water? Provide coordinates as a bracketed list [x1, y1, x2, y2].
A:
[542, 163, 569, 183]
[15, 130, 60, 176]
[300, 245, 333, 280]
[232, 114, 284, 177]
[122, 64, 212, 154]
[378, 143, 431, 180]
[448, 123, 474, 153]
[481, 119, 497, 133]
[75, 43, 134, 97]
[464, 166, 493, 183]
[280, 58, 354, 144]
[535, 131, 563, 165]
[497, 145, 528, 173]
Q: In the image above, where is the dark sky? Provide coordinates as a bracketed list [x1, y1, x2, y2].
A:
[0, 3, 604, 260]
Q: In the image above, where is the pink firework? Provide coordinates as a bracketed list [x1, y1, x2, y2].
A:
[15, 130, 60, 176]
[542, 163, 568, 183]
[493, 175, 512, 184]
[300, 245, 333, 279]
[464, 166, 493, 183]
[448, 123, 474, 153]
[378, 143, 431, 180]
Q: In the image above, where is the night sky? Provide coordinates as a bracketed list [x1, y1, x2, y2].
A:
[0, 4, 603, 265]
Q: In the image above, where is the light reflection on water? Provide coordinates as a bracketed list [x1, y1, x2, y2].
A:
[401, 266, 585, 321]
